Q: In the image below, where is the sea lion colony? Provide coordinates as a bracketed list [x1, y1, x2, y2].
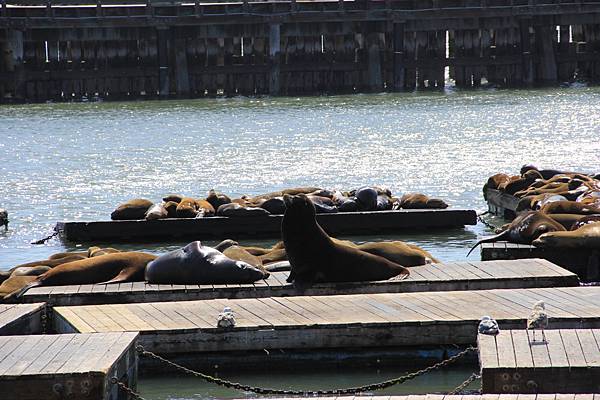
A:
[472, 165, 600, 252]
[1, 196, 437, 300]
[111, 187, 449, 220]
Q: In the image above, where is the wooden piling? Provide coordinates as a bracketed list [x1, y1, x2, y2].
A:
[269, 23, 281, 95]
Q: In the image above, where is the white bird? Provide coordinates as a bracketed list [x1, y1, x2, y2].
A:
[527, 301, 548, 343]
[217, 306, 236, 328]
[478, 315, 500, 335]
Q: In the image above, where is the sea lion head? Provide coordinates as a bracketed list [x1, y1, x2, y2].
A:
[520, 164, 538, 176]
[523, 169, 543, 181]
[214, 239, 239, 252]
[283, 193, 316, 217]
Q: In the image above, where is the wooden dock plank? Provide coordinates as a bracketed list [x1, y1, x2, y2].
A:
[0, 303, 44, 335]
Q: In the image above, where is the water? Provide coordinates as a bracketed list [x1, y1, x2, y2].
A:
[1, 86, 600, 398]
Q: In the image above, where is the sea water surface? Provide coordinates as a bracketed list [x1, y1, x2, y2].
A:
[1, 86, 600, 399]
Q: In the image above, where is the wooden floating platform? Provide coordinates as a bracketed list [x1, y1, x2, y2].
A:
[53, 286, 600, 356]
[0, 303, 45, 335]
[0, 332, 138, 400]
[481, 243, 599, 282]
[55, 209, 477, 242]
[485, 189, 519, 219]
[22, 259, 578, 306]
[251, 396, 600, 400]
[478, 329, 600, 393]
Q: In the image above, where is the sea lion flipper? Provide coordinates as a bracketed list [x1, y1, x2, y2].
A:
[5, 281, 41, 301]
[466, 231, 509, 257]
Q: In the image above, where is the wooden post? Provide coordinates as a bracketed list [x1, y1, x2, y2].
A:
[174, 33, 190, 96]
[519, 19, 534, 87]
[2, 29, 25, 100]
[366, 24, 383, 92]
[268, 23, 281, 96]
[536, 26, 558, 84]
[157, 27, 170, 97]
[392, 22, 405, 91]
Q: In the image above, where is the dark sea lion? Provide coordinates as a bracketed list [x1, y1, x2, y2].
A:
[503, 170, 543, 195]
[111, 199, 153, 220]
[11, 252, 157, 298]
[145, 203, 168, 220]
[217, 203, 270, 217]
[282, 194, 410, 284]
[533, 222, 600, 248]
[163, 194, 184, 203]
[571, 215, 600, 230]
[250, 187, 322, 202]
[520, 165, 576, 180]
[467, 211, 565, 256]
[164, 201, 179, 218]
[308, 195, 338, 214]
[541, 201, 600, 215]
[176, 197, 200, 218]
[1, 276, 36, 299]
[206, 189, 232, 211]
[376, 195, 393, 211]
[309, 189, 335, 198]
[332, 191, 359, 212]
[355, 187, 378, 211]
[145, 241, 268, 284]
[260, 197, 286, 215]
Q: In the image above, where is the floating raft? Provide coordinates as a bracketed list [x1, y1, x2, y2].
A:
[55, 209, 477, 242]
[0, 303, 45, 335]
[485, 189, 519, 219]
[258, 396, 600, 400]
[53, 286, 600, 356]
[21, 259, 578, 306]
[0, 332, 138, 400]
[481, 243, 599, 282]
[478, 329, 600, 393]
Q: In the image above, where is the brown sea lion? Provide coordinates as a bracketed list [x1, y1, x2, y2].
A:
[259, 248, 288, 265]
[533, 222, 600, 248]
[571, 215, 600, 230]
[11, 252, 157, 298]
[10, 265, 51, 277]
[214, 239, 266, 270]
[400, 193, 448, 209]
[176, 197, 200, 218]
[206, 189, 231, 211]
[282, 194, 410, 284]
[145, 203, 168, 220]
[548, 214, 589, 230]
[467, 211, 565, 256]
[111, 199, 153, 220]
[485, 173, 511, 191]
[1, 276, 36, 299]
[87, 246, 121, 257]
[196, 199, 216, 217]
[540, 201, 600, 215]
[356, 241, 437, 266]
[48, 251, 89, 260]
[250, 187, 322, 202]
[10, 254, 88, 271]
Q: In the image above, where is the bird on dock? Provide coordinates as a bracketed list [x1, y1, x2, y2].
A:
[478, 316, 500, 335]
[527, 301, 548, 343]
[217, 306, 236, 329]
[0, 209, 7, 231]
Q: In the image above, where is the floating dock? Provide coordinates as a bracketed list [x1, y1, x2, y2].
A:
[21, 259, 578, 306]
[485, 189, 519, 219]
[0, 332, 138, 400]
[0, 303, 45, 335]
[256, 396, 600, 400]
[478, 329, 600, 393]
[55, 209, 477, 242]
[53, 286, 600, 357]
[481, 243, 599, 282]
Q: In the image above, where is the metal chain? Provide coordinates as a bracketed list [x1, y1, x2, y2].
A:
[31, 230, 59, 245]
[136, 345, 476, 396]
[448, 372, 481, 395]
[477, 211, 499, 232]
[111, 377, 147, 400]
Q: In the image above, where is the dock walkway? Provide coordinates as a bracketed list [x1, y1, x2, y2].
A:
[0, 303, 45, 335]
[56, 209, 477, 242]
[22, 259, 578, 306]
[0, 332, 138, 400]
[53, 286, 600, 355]
[478, 329, 600, 393]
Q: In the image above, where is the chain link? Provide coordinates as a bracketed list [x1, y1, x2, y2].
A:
[111, 377, 147, 400]
[477, 211, 500, 232]
[135, 345, 475, 396]
[448, 372, 481, 395]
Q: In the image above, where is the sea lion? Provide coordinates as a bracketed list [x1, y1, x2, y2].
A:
[376, 195, 393, 211]
[332, 191, 359, 212]
[87, 246, 121, 257]
[10, 254, 88, 270]
[571, 215, 600, 230]
[400, 193, 448, 209]
[540, 201, 600, 215]
[145, 203, 168, 220]
[484, 173, 511, 191]
[213, 239, 266, 270]
[259, 197, 286, 215]
[0, 209, 8, 230]
[163, 194, 184, 203]
[520, 165, 576, 180]
[309, 189, 335, 198]
[533, 222, 600, 248]
[145, 241, 268, 284]
[48, 251, 89, 260]
[259, 248, 288, 265]
[250, 187, 322, 202]
[164, 201, 179, 218]
[1, 276, 36, 299]
[176, 197, 201, 218]
[111, 199, 153, 220]
[356, 241, 437, 266]
[217, 203, 270, 217]
[355, 187, 378, 211]
[308, 195, 338, 213]
[548, 214, 589, 230]
[467, 211, 565, 256]
[10, 252, 157, 298]
[206, 189, 231, 211]
[503, 170, 543, 195]
[282, 194, 410, 284]
[196, 199, 216, 217]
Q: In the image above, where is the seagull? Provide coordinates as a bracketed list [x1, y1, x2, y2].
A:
[527, 301, 548, 343]
[478, 316, 500, 335]
[217, 306, 236, 329]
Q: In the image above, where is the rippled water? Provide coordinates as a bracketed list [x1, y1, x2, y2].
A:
[1, 86, 600, 398]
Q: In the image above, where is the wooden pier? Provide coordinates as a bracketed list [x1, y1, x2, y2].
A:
[478, 329, 600, 393]
[21, 259, 578, 306]
[0, 303, 45, 335]
[3, 0, 600, 103]
[0, 332, 139, 400]
[481, 243, 600, 282]
[485, 189, 519, 219]
[249, 396, 600, 400]
[56, 209, 477, 242]
[53, 286, 600, 356]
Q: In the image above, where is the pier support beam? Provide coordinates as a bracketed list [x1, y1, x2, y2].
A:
[536, 25, 558, 84]
[366, 23, 383, 92]
[174, 33, 190, 96]
[519, 19, 534, 86]
[1, 29, 25, 100]
[392, 22, 405, 91]
[268, 23, 281, 96]
[157, 27, 170, 97]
